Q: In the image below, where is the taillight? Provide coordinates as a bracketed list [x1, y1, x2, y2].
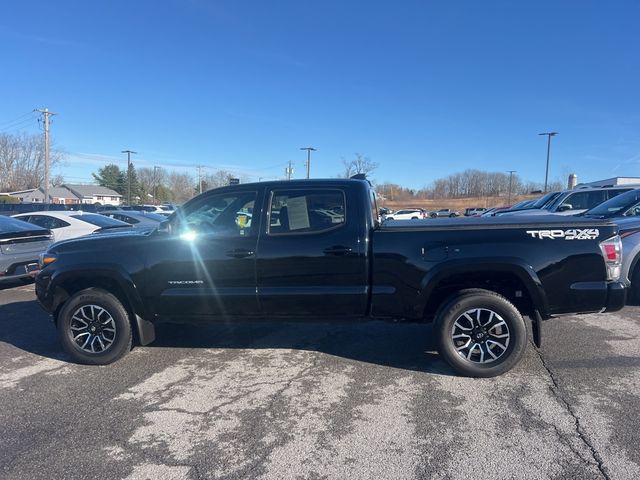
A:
[599, 235, 622, 281]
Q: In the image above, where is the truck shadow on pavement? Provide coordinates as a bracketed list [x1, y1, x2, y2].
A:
[0, 297, 452, 375]
[153, 320, 452, 375]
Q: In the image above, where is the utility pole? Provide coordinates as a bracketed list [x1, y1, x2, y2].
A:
[196, 165, 204, 194]
[153, 166, 161, 205]
[300, 147, 316, 179]
[507, 170, 516, 206]
[121, 150, 137, 205]
[538, 132, 558, 193]
[35, 108, 57, 209]
[285, 160, 294, 180]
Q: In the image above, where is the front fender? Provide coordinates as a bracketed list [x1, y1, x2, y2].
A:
[47, 263, 149, 320]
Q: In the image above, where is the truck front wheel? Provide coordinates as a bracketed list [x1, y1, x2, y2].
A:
[435, 290, 527, 377]
[57, 288, 133, 365]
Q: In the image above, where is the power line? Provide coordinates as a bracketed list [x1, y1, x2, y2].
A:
[0, 116, 39, 133]
[0, 111, 36, 129]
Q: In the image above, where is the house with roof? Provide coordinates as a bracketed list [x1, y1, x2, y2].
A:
[63, 184, 122, 206]
[18, 187, 81, 204]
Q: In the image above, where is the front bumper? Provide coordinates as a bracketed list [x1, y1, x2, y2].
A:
[35, 272, 54, 313]
[604, 281, 626, 313]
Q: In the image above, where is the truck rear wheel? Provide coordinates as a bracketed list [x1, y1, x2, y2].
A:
[57, 288, 132, 365]
[435, 290, 527, 377]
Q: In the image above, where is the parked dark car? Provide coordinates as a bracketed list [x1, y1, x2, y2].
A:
[0, 215, 52, 284]
[36, 178, 625, 377]
[0, 203, 68, 216]
[499, 186, 635, 216]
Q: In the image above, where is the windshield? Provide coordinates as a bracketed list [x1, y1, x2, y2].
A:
[140, 212, 166, 222]
[531, 191, 561, 209]
[583, 189, 640, 218]
[70, 214, 131, 228]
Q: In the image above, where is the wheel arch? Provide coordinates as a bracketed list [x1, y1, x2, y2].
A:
[48, 266, 152, 344]
[419, 258, 549, 321]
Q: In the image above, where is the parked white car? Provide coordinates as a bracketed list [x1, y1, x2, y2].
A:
[13, 211, 131, 242]
[384, 208, 426, 220]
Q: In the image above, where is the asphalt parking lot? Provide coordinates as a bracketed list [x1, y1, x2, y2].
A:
[1, 283, 639, 480]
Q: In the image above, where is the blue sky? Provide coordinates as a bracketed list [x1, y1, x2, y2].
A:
[1, 0, 639, 189]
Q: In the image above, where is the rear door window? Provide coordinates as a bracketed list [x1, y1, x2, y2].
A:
[28, 215, 70, 230]
[268, 189, 346, 235]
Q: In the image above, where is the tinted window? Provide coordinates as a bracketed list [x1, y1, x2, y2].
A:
[27, 215, 71, 230]
[105, 213, 139, 224]
[268, 189, 345, 235]
[559, 191, 606, 210]
[70, 214, 130, 228]
[180, 191, 256, 236]
[1, 215, 49, 233]
[585, 189, 640, 217]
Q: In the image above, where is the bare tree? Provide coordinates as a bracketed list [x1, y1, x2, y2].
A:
[0, 132, 64, 192]
[202, 170, 236, 191]
[51, 174, 65, 187]
[341, 153, 378, 178]
[137, 167, 169, 202]
[167, 171, 195, 203]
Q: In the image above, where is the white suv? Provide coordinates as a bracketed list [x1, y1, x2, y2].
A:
[385, 208, 426, 220]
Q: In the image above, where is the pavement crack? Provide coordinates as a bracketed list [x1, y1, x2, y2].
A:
[534, 345, 611, 480]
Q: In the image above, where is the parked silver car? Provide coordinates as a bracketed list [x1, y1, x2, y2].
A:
[0, 215, 52, 284]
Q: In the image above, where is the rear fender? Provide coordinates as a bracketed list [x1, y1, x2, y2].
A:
[418, 257, 550, 318]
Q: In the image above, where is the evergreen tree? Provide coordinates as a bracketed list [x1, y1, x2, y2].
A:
[92, 164, 126, 194]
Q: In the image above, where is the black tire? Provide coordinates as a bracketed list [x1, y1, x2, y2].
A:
[411, 216, 418, 220]
[449, 213, 457, 218]
[435, 290, 527, 377]
[386, 216, 394, 220]
[628, 264, 640, 306]
[430, 213, 437, 218]
[57, 288, 133, 365]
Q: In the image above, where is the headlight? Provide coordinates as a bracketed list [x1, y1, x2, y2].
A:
[39, 253, 58, 268]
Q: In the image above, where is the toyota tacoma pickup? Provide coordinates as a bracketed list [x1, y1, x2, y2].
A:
[36, 177, 626, 377]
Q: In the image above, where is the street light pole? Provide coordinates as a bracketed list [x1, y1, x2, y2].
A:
[122, 150, 137, 205]
[153, 166, 161, 205]
[538, 132, 558, 193]
[300, 147, 316, 179]
[507, 170, 516, 206]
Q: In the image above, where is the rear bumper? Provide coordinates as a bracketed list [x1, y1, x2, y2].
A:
[0, 258, 40, 283]
[604, 281, 626, 313]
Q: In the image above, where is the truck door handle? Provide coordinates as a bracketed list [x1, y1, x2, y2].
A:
[226, 249, 255, 259]
[323, 246, 353, 256]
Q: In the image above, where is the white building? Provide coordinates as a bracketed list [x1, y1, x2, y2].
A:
[63, 184, 122, 206]
[577, 177, 640, 188]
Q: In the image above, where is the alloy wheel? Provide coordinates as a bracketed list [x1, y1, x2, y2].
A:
[69, 305, 117, 354]
[451, 308, 510, 364]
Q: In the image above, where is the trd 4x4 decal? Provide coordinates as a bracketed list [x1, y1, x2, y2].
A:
[525, 229, 600, 240]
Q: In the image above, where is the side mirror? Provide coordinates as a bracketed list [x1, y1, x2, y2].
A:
[558, 204, 573, 212]
[157, 220, 173, 234]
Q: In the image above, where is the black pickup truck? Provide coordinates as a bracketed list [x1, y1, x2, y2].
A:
[36, 178, 625, 377]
